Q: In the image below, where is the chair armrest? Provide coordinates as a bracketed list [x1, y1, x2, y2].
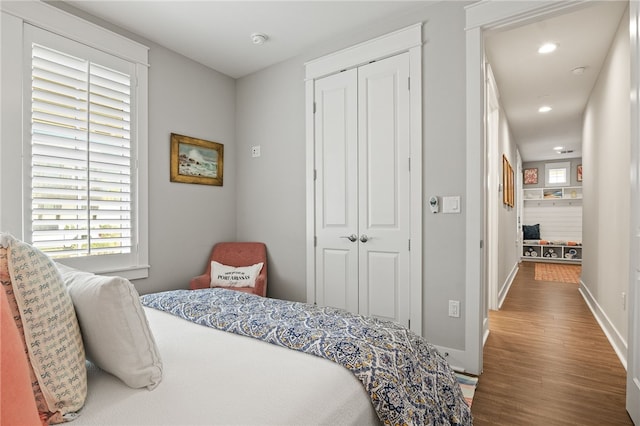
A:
[189, 274, 210, 290]
[253, 274, 266, 297]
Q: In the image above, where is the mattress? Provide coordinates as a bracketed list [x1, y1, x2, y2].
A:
[74, 307, 380, 425]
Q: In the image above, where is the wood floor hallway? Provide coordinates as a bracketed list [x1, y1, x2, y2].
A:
[470, 262, 632, 425]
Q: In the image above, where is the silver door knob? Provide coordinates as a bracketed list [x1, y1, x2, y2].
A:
[340, 234, 358, 242]
[359, 234, 369, 243]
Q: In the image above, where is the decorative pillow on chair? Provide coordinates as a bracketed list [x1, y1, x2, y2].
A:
[1, 234, 86, 424]
[210, 261, 264, 288]
[57, 263, 163, 390]
[523, 224, 540, 240]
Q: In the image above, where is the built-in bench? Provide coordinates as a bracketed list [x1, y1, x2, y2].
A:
[522, 240, 582, 263]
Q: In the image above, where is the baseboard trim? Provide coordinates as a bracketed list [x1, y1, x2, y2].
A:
[433, 345, 468, 373]
[498, 262, 519, 309]
[482, 316, 490, 346]
[578, 280, 628, 370]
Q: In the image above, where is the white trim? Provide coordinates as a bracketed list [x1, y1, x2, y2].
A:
[465, 1, 586, 31]
[482, 317, 490, 346]
[464, 24, 484, 375]
[628, 1, 640, 421]
[305, 24, 422, 335]
[498, 262, 518, 309]
[1, 0, 149, 66]
[408, 42, 423, 337]
[304, 23, 422, 80]
[305, 79, 316, 305]
[579, 281, 628, 369]
[434, 346, 470, 373]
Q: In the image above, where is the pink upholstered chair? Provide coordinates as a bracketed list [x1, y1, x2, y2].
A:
[189, 242, 267, 297]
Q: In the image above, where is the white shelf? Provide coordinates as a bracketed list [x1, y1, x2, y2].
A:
[523, 186, 582, 201]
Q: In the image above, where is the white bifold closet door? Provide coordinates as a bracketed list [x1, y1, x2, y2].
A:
[314, 53, 410, 326]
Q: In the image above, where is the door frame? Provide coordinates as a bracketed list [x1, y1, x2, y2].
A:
[467, 0, 639, 418]
[628, 0, 640, 421]
[304, 23, 423, 334]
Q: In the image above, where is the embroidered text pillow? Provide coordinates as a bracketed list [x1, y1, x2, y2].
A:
[210, 261, 263, 288]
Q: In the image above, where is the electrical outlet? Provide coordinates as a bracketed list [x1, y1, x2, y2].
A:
[448, 300, 460, 318]
[251, 145, 261, 158]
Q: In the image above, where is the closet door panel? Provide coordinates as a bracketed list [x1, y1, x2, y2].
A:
[314, 69, 359, 313]
[357, 53, 410, 326]
[364, 251, 399, 322]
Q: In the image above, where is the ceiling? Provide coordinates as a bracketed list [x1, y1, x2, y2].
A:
[484, 1, 627, 162]
[63, 1, 429, 78]
[62, 1, 628, 163]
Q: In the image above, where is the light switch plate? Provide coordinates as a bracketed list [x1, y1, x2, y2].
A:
[251, 146, 261, 158]
[442, 196, 461, 214]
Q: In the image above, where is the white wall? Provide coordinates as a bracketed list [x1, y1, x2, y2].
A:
[582, 6, 629, 347]
[497, 108, 519, 299]
[236, 2, 471, 350]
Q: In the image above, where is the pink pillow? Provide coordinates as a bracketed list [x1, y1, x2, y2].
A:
[0, 253, 42, 426]
[1, 235, 86, 424]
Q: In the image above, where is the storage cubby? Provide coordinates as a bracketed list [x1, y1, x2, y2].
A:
[522, 245, 542, 258]
[522, 243, 581, 263]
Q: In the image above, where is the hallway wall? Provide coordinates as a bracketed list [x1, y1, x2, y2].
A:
[581, 6, 630, 353]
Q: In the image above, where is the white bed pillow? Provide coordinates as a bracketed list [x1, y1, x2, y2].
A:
[57, 263, 163, 390]
[210, 261, 263, 288]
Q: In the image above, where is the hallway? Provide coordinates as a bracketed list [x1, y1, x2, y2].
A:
[471, 262, 632, 425]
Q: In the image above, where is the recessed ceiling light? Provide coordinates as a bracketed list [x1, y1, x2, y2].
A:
[554, 146, 564, 151]
[538, 43, 557, 54]
[539, 106, 552, 113]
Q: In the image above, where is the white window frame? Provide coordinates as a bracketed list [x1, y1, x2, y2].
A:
[1, 1, 149, 279]
[545, 161, 571, 187]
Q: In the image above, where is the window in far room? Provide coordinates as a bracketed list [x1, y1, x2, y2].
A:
[545, 161, 570, 186]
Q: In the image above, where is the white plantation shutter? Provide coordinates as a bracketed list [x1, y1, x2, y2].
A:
[30, 43, 132, 258]
[18, 18, 150, 275]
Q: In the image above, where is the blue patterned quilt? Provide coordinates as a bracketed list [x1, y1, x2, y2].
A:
[140, 289, 472, 426]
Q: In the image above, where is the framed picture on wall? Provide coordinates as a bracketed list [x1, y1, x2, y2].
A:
[170, 133, 224, 186]
[502, 155, 514, 207]
[523, 168, 538, 185]
[577, 164, 583, 182]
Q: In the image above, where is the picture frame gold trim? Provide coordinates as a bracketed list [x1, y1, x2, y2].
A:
[502, 155, 514, 207]
[170, 133, 223, 186]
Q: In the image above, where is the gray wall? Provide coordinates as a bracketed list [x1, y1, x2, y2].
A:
[54, 1, 473, 350]
[139, 45, 238, 295]
[235, 60, 307, 301]
[47, 3, 239, 296]
[522, 158, 583, 189]
[582, 7, 630, 343]
[236, 2, 471, 349]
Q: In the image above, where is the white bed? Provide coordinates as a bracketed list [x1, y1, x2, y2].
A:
[76, 307, 380, 425]
[2, 236, 470, 426]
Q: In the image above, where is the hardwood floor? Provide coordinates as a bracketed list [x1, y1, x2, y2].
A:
[470, 262, 632, 425]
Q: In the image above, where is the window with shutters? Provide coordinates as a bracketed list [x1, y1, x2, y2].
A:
[1, 13, 151, 279]
[30, 43, 133, 258]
